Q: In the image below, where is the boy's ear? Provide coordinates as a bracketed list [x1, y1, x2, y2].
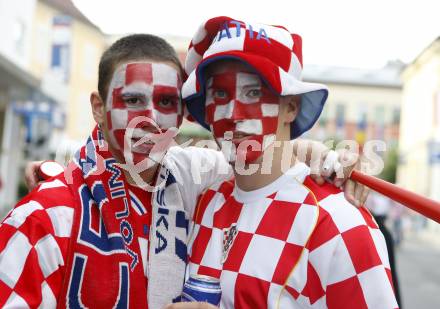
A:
[91, 91, 105, 125]
[284, 96, 300, 124]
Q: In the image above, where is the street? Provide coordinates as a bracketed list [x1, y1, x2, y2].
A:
[396, 233, 440, 308]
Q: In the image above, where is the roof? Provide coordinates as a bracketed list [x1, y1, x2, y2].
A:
[302, 62, 404, 88]
[40, 0, 101, 31]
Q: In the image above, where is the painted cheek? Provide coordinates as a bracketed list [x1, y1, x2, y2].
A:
[212, 119, 235, 139]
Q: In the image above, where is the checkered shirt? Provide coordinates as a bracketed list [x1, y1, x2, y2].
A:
[0, 177, 151, 308]
[187, 163, 398, 309]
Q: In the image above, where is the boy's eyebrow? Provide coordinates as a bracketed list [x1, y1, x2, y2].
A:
[120, 91, 146, 97]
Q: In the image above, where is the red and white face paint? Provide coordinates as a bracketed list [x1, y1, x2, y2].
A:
[106, 62, 182, 167]
[205, 69, 280, 164]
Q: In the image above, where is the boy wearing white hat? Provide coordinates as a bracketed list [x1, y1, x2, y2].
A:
[181, 17, 398, 308]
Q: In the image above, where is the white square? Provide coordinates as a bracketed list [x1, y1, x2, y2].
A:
[41, 281, 56, 308]
[286, 205, 319, 246]
[220, 270, 238, 309]
[358, 266, 398, 309]
[200, 228, 223, 271]
[4, 201, 43, 228]
[274, 181, 309, 203]
[308, 234, 340, 288]
[110, 109, 128, 130]
[267, 283, 289, 309]
[237, 198, 272, 234]
[235, 120, 263, 135]
[206, 28, 246, 57]
[4, 292, 28, 308]
[46, 206, 74, 238]
[239, 234, 284, 282]
[35, 234, 64, 278]
[261, 104, 279, 117]
[0, 231, 32, 288]
[319, 193, 366, 233]
[152, 63, 178, 87]
[257, 23, 293, 49]
[326, 235, 357, 285]
[200, 193, 225, 228]
[214, 101, 234, 122]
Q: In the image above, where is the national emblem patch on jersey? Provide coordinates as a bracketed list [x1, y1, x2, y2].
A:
[222, 223, 238, 263]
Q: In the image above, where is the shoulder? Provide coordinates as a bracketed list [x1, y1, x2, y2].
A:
[303, 176, 384, 258]
[1, 174, 76, 241]
[165, 146, 224, 166]
[193, 179, 234, 224]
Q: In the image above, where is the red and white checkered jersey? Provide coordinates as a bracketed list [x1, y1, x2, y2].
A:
[0, 177, 151, 308]
[187, 163, 398, 309]
[0, 177, 74, 307]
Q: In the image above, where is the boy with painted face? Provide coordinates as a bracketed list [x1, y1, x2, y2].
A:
[0, 34, 233, 309]
[181, 17, 398, 308]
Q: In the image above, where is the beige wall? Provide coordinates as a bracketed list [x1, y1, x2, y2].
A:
[29, 0, 107, 143]
[397, 40, 440, 196]
[67, 20, 106, 141]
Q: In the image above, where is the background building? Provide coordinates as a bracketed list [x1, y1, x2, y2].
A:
[397, 37, 440, 226]
[0, 0, 107, 213]
[302, 62, 403, 150]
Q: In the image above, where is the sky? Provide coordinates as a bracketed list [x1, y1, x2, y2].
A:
[73, 0, 440, 69]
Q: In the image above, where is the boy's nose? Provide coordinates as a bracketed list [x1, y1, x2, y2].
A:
[230, 100, 247, 121]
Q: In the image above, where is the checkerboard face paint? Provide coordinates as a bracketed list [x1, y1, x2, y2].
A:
[205, 65, 280, 164]
[105, 62, 182, 166]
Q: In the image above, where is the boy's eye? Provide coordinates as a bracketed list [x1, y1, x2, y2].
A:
[246, 89, 262, 98]
[123, 96, 144, 106]
[213, 90, 228, 99]
[158, 97, 178, 109]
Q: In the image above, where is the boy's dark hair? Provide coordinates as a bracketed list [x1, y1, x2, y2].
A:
[98, 33, 183, 102]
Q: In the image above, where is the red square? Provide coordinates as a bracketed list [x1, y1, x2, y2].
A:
[306, 208, 340, 251]
[0, 280, 13, 307]
[189, 225, 212, 265]
[255, 200, 300, 240]
[125, 63, 152, 85]
[244, 31, 291, 72]
[111, 87, 125, 109]
[359, 207, 379, 229]
[303, 177, 341, 201]
[300, 262, 325, 304]
[213, 198, 243, 230]
[326, 276, 368, 309]
[234, 273, 270, 309]
[223, 232, 253, 272]
[197, 265, 222, 279]
[13, 249, 45, 307]
[193, 190, 217, 225]
[341, 225, 382, 274]
[271, 242, 304, 285]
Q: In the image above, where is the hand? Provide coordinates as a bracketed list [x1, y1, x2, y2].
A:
[320, 149, 370, 207]
[294, 139, 370, 207]
[162, 302, 218, 309]
[24, 161, 44, 191]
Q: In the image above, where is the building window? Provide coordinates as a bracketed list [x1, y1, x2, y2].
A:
[335, 104, 345, 129]
[392, 107, 400, 125]
[12, 19, 26, 55]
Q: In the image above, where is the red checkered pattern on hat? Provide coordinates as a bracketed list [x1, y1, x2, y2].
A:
[0, 179, 74, 308]
[187, 167, 398, 309]
[185, 17, 303, 81]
